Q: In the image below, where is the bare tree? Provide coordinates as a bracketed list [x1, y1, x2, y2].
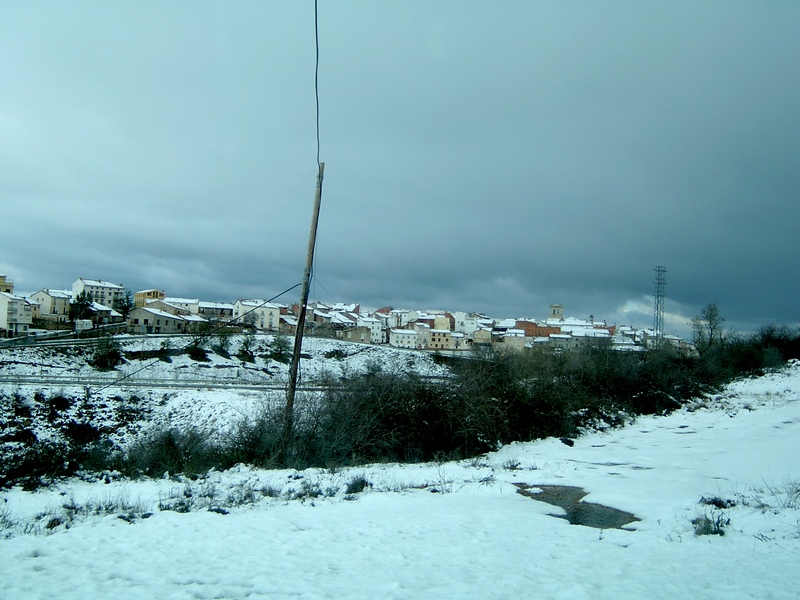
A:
[690, 303, 726, 355]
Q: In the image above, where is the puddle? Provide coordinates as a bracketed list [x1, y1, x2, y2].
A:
[514, 484, 638, 530]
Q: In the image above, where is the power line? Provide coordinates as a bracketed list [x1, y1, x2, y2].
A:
[314, 0, 321, 167]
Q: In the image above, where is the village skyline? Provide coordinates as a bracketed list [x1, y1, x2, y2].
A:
[3, 273, 690, 353]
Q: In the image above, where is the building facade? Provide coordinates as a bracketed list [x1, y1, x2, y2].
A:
[134, 289, 165, 307]
[0, 275, 14, 294]
[389, 328, 419, 349]
[233, 300, 282, 331]
[73, 278, 125, 308]
[127, 307, 206, 335]
[30, 289, 72, 323]
[0, 292, 33, 337]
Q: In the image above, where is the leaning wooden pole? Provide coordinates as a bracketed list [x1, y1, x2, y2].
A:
[286, 162, 325, 432]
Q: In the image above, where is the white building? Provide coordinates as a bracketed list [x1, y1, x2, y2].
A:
[388, 309, 419, 329]
[412, 322, 431, 348]
[73, 278, 125, 308]
[389, 328, 419, 349]
[357, 315, 384, 344]
[30, 289, 72, 323]
[233, 299, 282, 331]
[0, 292, 33, 337]
[452, 311, 486, 335]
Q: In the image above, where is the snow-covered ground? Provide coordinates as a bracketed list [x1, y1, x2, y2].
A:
[1, 342, 799, 599]
[0, 333, 450, 384]
[0, 335, 450, 446]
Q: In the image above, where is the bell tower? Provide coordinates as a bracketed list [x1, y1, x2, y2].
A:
[549, 304, 563, 320]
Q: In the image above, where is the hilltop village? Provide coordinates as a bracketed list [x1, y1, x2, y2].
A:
[1, 274, 689, 352]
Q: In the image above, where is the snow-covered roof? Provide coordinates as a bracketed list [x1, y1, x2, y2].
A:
[561, 326, 610, 338]
[495, 319, 517, 329]
[37, 289, 72, 299]
[0, 291, 27, 301]
[330, 313, 356, 325]
[505, 329, 526, 337]
[237, 299, 281, 309]
[135, 307, 206, 323]
[78, 278, 124, 289]
[329, 303, 359, 312]
[89, 302, 121, 316]
[136, 307, 186, 320]
[546, 316, 595, 327]
[549, 333, 572, 340]
[611, 333, 636, 346]
[147, 299, 186, 311]
[181, 314, 207, 323]
[199, 301, 234, 309]
[164, 297, 199, 305]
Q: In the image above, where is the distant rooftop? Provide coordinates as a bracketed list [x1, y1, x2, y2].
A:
[78, 278, 124, 289]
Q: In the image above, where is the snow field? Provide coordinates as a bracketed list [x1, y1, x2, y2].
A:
[0, 350, 798, 598]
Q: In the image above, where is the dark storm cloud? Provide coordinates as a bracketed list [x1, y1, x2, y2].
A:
[2, 1, 798, 338]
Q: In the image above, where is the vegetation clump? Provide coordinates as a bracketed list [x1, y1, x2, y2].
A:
[90, 336, 124, 370]
[186, 342, 209, 362]
[692, 512, 730, 536]
[268, 334, 292, 363]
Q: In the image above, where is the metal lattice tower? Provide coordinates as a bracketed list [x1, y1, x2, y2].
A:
[653, 266, 667, 344]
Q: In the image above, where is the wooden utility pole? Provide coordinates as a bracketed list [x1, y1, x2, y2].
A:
[285, 162, 325, 431]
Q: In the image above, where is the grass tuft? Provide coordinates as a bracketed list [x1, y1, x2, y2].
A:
[692, 512, 730, 536]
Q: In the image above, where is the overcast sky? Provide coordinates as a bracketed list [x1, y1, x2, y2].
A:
[2, 1, 798, 338]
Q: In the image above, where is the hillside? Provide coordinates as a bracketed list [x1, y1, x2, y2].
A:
[0, 334, 450, 451]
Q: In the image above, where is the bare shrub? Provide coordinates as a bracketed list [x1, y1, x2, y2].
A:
[344, 475, 370, 494]
[123, 428, 221, 478]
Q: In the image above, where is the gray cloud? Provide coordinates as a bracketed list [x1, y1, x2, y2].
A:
[2, 1, 798, 339]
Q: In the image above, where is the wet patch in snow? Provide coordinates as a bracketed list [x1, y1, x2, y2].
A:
[514, 483, 638, 530]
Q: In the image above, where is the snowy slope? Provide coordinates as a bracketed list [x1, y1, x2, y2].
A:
[0, 335, 450, 446]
